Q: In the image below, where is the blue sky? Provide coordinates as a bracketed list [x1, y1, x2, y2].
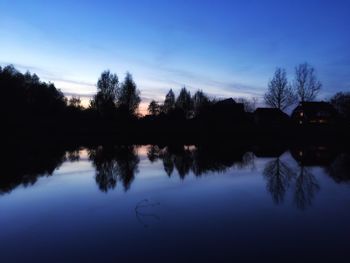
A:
[1, 0, 349, 111]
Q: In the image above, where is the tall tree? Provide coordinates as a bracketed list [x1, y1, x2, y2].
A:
[148, 100, 161, 116]
[293, 63, 322, 102]
[176, 87, 193, 118]
[162, 89, 176, 114]
[264, 68, 296, 110]
[92, 70, 119, 116]
[118, 72, 141, 115]
[193, 90, 211, 116]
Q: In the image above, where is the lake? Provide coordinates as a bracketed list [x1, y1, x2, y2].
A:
[1, 144, 350, 262]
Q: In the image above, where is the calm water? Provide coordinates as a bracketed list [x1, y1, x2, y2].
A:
[1, 144, 350, 262]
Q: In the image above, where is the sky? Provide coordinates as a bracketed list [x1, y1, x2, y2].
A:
[1, 0, 349, 112]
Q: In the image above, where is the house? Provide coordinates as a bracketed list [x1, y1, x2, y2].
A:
[213, 98, 244, 114]
[208, 98, 245, 121]
[253, 108, 290, 127]
[291, 102, 338, 125]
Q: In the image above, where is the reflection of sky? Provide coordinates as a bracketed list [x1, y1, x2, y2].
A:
[1, 147, 350, 261]
[1, 0, 350, 111]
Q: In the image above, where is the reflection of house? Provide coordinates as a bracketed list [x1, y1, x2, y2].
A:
[291, 102, 337, 125]
[290, 146, 337, 167]
[253, 108, 290, 127]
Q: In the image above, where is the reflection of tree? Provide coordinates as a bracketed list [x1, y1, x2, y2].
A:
[147, 145, 161, 163]
[89, 145, 139, 192]
[263, 158, 295, 204]
[294, 166, 319, 210]
[173, 148, 193, 179]
[1, 145, 68, 194]
[147, 144, 251, 178]
[325, 153, 350, 183]
[67, 150, 80, 162]
[263, 156, 320, 209]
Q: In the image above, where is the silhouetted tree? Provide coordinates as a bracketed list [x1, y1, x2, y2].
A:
[293, 63, 322, 102]
[68, 96, 82, 109]
[0, 64, 66, 119]
[235, 97, 258, 113]
[148, 100, 161, 116]
[91, 70, 119, 117]
[264, 68, 296, 110]
[162, 89, 176, 114]
[193, 90, 211, 116]
[176, 87, 193, 118]
[118, 72, 141, 115]
[330, 92, 350, 122]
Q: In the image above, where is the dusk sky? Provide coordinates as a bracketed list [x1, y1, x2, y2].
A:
[1, 0, 349, 111]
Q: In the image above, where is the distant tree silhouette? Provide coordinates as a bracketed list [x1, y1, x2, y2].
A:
[68, 96, 82, 109]
[91, 70, 119, 117]
[193, 90, 211, 116]
[235, 97, 258, 112]
[330, 92, 350, 123]
[176, 87, 193, 118]
[148, 100, 161, 116]
[264, 68, 296, 110]
[293, 63, 322, 102]
[118, 72, 141, 116]
[162, 89, 176, 114]
[0, 64, 66, 119]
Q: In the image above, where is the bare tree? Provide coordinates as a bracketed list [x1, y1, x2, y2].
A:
[293, 63, 322, 102]
[264, 68, 296, 110]
[235, 97, 258, 112]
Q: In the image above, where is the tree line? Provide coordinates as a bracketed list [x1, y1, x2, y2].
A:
[1, 63, 350, 138]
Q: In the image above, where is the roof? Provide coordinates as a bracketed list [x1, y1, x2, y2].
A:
[293, 101, 337, 116]
[215, 98, 236, 106]
[213, 98, 244, 112]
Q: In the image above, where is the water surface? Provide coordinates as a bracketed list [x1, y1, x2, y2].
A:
[1, 145, 350, 262]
